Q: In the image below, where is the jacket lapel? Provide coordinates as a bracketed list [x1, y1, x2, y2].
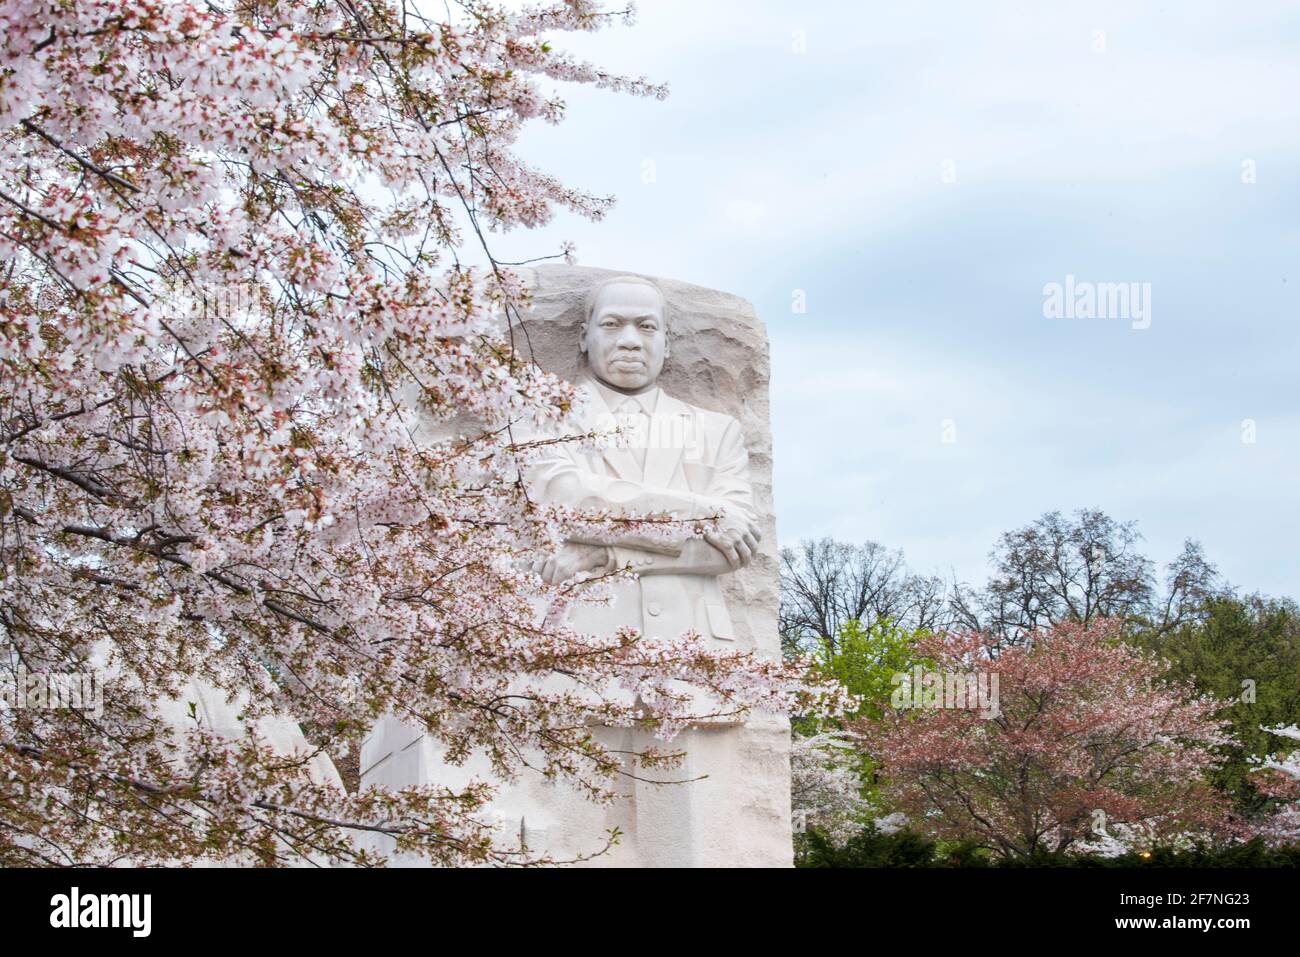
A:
[578, 379, 642, 482]
[642, 391, 691, 490]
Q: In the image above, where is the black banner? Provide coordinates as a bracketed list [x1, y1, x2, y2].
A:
[0, 866, 1292, 944]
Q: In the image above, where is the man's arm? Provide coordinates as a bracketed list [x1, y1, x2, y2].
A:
[609, 416, 759, 574]
[540, 467, 718, 523]
[610, 538, 735, 577]
[525, 408, 758, 570]
[527, 431, 735, 552]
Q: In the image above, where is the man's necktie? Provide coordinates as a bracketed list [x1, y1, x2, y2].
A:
[618, 398, 649, 470]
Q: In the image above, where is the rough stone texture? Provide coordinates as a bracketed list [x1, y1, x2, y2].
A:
[360, 265, 792, 866]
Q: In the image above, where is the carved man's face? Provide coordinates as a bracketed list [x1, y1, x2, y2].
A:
[581, 281, 668, 392]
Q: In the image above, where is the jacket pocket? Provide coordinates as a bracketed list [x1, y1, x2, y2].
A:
[704, 602, 735, 641]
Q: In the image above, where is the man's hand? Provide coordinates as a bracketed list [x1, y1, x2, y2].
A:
[702, 504, 761, 570]
[533, 542, 614, 585]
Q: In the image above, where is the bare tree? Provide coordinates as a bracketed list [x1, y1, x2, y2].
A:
[782, 512, 1226, 656]
[1155, 538, 1226, 636]
[779, 539, 947, 654]
[949, 509, 1223, 644]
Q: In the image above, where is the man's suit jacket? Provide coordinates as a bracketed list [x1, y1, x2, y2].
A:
[527, 377, 756, 647]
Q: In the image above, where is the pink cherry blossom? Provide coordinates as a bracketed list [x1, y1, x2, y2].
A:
[854, 619, 1235, 857]
[0, 0, 842, 866]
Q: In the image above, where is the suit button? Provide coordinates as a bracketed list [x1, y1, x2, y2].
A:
[647, 601, 662, 616]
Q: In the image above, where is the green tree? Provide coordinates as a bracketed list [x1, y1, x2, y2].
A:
[802, 619, 927, 728]
[793, 619, 930, 819]
[1132, 595, 1300, 814]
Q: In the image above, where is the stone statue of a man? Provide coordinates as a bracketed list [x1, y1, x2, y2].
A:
[360, 270, 791, 867]
[529, 275, 762, 643]
[519, 275, 764, 866]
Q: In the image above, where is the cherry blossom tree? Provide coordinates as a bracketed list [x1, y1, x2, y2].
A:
[1253, 725, 1300, 847]
[853, 620, 1234, 858]
[0, 0, 838, 866]
[790, 731, 869, 844]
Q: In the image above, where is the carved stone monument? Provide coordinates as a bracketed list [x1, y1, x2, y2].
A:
[361, 265, 792, 867]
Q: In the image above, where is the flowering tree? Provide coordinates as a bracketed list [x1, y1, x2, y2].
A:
[853, 620, 1233, 858]
[789, 618, 916, 840]
[1253, 725, 1300, 847]
[0, 0, 836, 866]
[790, 731, 869, 844]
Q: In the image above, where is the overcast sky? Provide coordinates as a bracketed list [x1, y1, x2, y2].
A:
[486, 0, 1300, 598]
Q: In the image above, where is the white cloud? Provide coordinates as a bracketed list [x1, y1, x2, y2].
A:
[482, 0, 1300, 597]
